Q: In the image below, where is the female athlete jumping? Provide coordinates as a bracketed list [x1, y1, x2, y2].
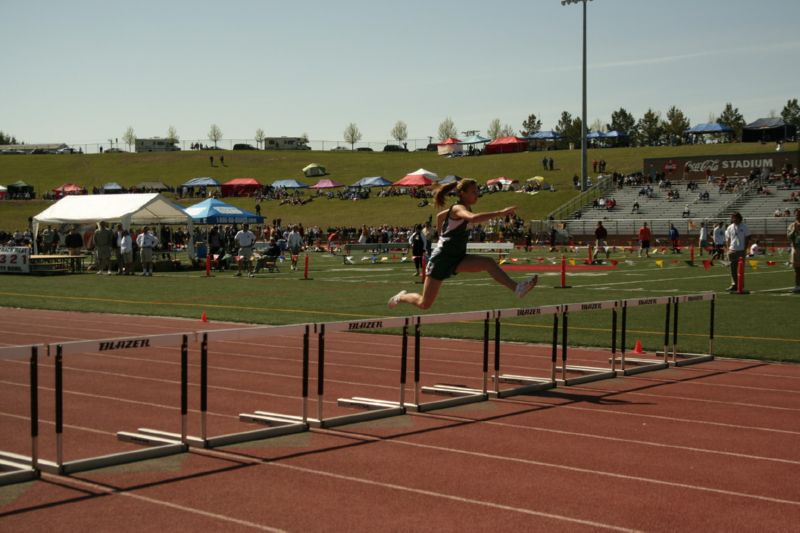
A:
[389, 178, 537, 309]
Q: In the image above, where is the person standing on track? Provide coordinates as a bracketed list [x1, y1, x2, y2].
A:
[388, 179, 537, 310]
[286, 225, 304, 271]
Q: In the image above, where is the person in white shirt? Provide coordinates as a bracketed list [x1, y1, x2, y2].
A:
[724, 212, 750, 291]
[748, 241, 761, 257]
[711, 222, 726, 260]
[119, 230, 134, 275]
[698, 222, 708, 256]
[787, 209, 800, 293]
[286, 225, 304, 271]
[234, 223, 256, 277]
[136, 226, 160, 276]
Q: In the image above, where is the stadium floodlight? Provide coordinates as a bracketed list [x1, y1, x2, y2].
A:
[561, 0, 593, 192]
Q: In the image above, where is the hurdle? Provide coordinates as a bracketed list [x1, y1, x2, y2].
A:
[667, 293, 716, 366]
[319, 317, 409, 428]
[38, 333, 190, 476]
[612, 296, 672, 375]
[152, 324, 311, 448]
[555, 300, 619, 385]
[487, 305, 561, 397]
[408, 310, 491, 412]
[0, 344, 42, 485]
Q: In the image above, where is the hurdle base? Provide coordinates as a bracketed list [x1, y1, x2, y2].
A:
[609, 357, 669, 376]
[39, 441, 187, 475]
[556, 365, 617, 386]
[315, 403, 405, 429]
[655, 351, 715, 367]
[412, 385, 487, 412]
[489, 374, 557, 398]
[0, 456, 39, 486]
[553, 286, 572, 289]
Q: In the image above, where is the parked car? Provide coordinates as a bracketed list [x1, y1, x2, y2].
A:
[233, 143, 257, 150]
[331, 146, 350, 151]
[104, 148, 124, 153]
[356, 147, 374, 152]
[382, 145, 408, 152]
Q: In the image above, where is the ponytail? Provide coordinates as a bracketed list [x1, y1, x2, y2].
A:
[432, 178, 477, 208]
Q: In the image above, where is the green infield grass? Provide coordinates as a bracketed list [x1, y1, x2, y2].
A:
[1, 247, 797, 363]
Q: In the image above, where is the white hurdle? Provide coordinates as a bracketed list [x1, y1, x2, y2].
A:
[0, 344, 42, 485]
[490, 305, 561, 397]
[40, 333, 191, 476]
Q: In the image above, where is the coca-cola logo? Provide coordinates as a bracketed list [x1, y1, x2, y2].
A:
[685, 159, 720, 172]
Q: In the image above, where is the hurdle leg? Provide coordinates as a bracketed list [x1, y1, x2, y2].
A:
[317, 324, 325, 423]
[672, 298, 679, 364]
[663, 300, 671, 364]
[200, 333, 208, 442]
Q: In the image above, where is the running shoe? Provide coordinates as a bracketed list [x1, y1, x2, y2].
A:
[515, 275, 539, 299]
[388, 290, 407, 309]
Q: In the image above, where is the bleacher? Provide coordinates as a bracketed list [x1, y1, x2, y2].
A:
[561, 182, 735, 237]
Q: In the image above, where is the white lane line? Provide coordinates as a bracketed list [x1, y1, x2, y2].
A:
[43, 474, 285, 532]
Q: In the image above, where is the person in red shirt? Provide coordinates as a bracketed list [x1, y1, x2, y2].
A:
[638, 222, 652, 258]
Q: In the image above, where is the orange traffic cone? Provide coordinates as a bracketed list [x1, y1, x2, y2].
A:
[632, 339, 645, 354]
[200, 311, 208, 323]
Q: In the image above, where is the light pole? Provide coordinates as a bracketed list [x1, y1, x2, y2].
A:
[561, 0, 592, 192]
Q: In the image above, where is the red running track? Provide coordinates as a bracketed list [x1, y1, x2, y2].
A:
[1, 307, 799, 532]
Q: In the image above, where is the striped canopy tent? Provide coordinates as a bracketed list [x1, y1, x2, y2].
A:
[407, 168, 439, 181]
[437, 137, 463, 156]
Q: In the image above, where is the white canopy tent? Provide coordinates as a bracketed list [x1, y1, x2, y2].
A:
[32, 193, 194, 255]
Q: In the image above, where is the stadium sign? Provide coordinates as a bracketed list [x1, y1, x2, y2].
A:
[643, 151, 798, 180]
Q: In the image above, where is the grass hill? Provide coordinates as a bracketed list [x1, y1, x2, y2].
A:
[1, 142, 797, 231]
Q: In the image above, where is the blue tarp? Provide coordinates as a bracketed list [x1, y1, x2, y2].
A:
[271, 179, 308, 189]
[184, 198, 263, 225]
[182, 177, 221, 187]
[686, 123, 733, 134]
[352, 176, 392, 187]
[527, 130, 562, 140]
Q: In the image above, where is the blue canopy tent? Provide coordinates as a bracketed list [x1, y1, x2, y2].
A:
[586, 131, 606, 139]
[184, 198, 264, 225]
[439, 175, 463, 184]
[686, 123, 733, 134]
[527, 130, 562, 141]
[271, 179, 308, 189]
[101, 182, 124, 194]
[742, 118, 796, 143]
[352, 176, 392, 188]
[182, 177, 221, 188]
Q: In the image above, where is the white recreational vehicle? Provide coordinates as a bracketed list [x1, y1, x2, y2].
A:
[263, 137, 310, 150]
[135, 138, 180, 153]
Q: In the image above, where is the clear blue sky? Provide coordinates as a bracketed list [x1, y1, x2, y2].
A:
[2, 0, 799, 147]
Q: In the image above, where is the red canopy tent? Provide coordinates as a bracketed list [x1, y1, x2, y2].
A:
[53, 183, 86, 197]
[310, 178, 344, 189]
[221, 178, 262, 197]
[485, 136, 528, 155]
[393, 174, 433, 187]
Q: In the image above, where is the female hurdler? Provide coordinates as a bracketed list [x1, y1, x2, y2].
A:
[389, 179, 537, 309]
